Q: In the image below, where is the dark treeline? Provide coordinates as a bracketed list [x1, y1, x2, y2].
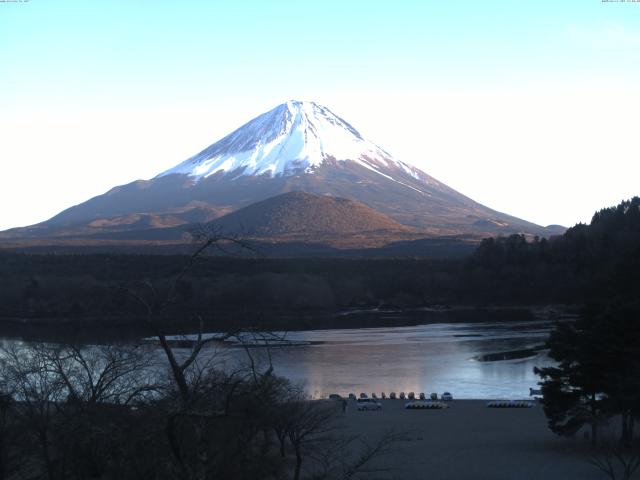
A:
[471, 196, 640, 304]
[0, 197, 639, 333]
[0, 254, 465, 333]
[529, 198, 640, 468]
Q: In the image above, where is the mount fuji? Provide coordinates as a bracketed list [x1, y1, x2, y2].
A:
[1, 100, 561, 249]
[158, 100, 423, 183]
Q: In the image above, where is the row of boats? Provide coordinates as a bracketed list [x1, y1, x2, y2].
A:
[340, 391, 454, 401]
[333, 393, 537, 408]
[486, 400, 535, 408]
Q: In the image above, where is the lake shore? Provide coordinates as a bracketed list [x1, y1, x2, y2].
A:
[0, 303, 577, 343]
[337, 399, 603, 479]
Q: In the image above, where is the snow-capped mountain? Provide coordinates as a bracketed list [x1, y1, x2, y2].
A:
[158, 100, 427, 188]
[1, 100, 560, 245]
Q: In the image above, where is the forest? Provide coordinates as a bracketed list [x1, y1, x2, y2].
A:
[0, 197, 638, 337]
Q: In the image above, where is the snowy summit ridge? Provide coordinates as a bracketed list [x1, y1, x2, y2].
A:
[158, 100, 421, 180]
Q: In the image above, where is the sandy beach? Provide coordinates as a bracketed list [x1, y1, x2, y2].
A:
[336, 399, 606, 480]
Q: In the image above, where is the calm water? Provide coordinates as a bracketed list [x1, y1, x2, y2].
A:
[2, 319, 555, 400]
[208, 320, 555, 400]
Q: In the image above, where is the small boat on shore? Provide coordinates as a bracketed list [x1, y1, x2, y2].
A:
[486, 400, 535, 408]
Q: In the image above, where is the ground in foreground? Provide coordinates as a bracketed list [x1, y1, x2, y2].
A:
[339, 399, 604, 479]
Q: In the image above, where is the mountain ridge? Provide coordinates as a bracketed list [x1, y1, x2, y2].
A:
[0, 100, 563, 246]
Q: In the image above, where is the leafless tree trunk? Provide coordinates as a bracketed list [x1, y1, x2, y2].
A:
[310, 428, 406, 480]
[588, 431, 640, 480]
[0, 345, 65, 480]
[0, 391, 14, 480]
[285, 398, 339, 480]
[119, 229, 264, 479]
[122, 229, 252, 406]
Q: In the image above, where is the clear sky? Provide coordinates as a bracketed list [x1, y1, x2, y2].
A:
[1, 0, 639, 230]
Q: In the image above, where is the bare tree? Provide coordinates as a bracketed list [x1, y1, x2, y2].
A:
[0, 342, 162, 480]
[311, 428, 406, 480]
[121, 228, 254, 406]
[0, 390, 14, 480]
[42, 343, 160, 406]
[269, 382, 305, 458]
[588, 435, 640, 480]
[0, 344, 66, 480]
[284, 397, 340, 480]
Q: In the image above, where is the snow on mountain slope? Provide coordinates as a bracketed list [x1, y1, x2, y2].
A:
[0, 99, 557, 242]
[158, 100, 427, 185]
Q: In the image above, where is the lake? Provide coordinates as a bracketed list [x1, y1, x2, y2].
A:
[1, 318, 557, 400]
[201, 319, 556, 400]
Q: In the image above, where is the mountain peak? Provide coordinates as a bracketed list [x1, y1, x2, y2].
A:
[157, 100, 400, 180]
[282, 99, 363, 140]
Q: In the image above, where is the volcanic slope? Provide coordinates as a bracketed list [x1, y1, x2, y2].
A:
[1, 100, 561, 241]
[208, 190, 412, 238]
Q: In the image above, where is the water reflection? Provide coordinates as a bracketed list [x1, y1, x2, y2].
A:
[1, 321, 555, 400]
[207, 320, 555, 399]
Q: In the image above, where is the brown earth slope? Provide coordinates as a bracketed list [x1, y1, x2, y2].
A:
[209, 191, 412, 236]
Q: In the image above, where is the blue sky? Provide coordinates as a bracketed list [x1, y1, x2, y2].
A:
[1, 0, 639, 230]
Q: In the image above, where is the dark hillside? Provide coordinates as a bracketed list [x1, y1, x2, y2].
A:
[208, 191, 412, 236]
